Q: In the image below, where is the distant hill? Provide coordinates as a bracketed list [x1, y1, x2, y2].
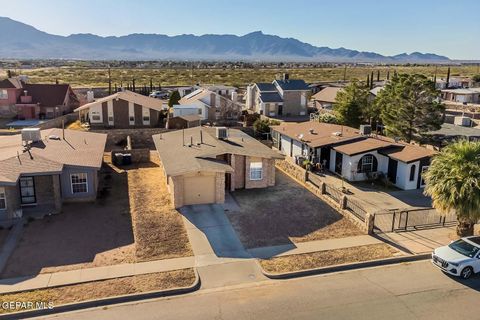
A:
[0, 17, 451, 63]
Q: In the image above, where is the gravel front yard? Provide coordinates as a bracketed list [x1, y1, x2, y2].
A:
[227, 171, 363, 249]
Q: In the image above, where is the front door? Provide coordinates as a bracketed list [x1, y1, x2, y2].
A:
[335, 152, 343, 175]
[278, 105, 283, 116]
[20, 176, 36, 205]
[387, 159, 398, 184]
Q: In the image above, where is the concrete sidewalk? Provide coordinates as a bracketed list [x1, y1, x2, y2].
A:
[248, 235, 384, 259]
[378, 226, 456, 254]
[0, 256, 195, 294]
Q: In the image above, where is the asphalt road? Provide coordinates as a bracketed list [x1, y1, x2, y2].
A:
[44, 261, 480, 320]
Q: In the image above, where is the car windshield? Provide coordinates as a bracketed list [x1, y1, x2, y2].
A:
[449, 239, 480, 258]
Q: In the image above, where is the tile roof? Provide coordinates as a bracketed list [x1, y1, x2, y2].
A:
[259, 92, 283, 103]
[271, 121, 362, 148]
[153, 127, 283, 176]
[74, 90, 164, 112]
[274, 79, 309, 91]
[255, 83, 277, 92]
[312, 87, 344, 103]
[0, 129, 107, 184]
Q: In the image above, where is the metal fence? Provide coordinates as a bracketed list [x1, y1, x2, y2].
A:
[345, 198, 367, 222]
[324, 184, 342, 203]
[373, 208, 457, 233]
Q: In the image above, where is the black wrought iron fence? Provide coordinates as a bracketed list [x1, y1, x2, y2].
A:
[373, 208, 456, 233]
[346, 198, 367, 222]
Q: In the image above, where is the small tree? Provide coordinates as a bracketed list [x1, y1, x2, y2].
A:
[253, 118, 271, 135]
[424, 140, 480, 236]
[376, 73, 444, 143]
[445, 66, 451, 88]
[317, 113, 338, 124]
[472, 74, 480, 83]
[333, 81, 369, 128]
[168, 90, 181, 108]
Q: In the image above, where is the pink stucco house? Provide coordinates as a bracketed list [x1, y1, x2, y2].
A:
[0, 78, 79, 119]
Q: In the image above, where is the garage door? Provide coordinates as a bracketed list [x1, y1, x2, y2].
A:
[183, 174, 216, 205]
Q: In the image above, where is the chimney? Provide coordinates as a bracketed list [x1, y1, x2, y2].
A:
[283, 73, 289, 81]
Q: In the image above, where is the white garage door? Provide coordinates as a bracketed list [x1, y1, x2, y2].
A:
[183, 174, 216, 205]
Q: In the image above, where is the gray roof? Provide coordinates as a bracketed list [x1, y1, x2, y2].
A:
[259, 92, 283, 103]
[255, 83, 277, 92]
[428, 123, 480, 138]
[0, 129, 107, 185]
[153, 127, 284, 177]
[273, 79, 309, 91]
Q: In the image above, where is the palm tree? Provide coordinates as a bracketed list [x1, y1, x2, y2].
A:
[423, 140, 480, 236]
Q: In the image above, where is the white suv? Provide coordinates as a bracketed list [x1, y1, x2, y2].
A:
[432, 236, 480, 279]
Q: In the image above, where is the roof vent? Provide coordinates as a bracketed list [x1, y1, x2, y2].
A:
[48, 135, 61, 140]
[21, 128, 41, 143]
[216, 127, 228, 140]
[308, 128, 315, 134]
[332, 131, 342, 137]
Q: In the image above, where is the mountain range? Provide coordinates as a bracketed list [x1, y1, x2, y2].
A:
[0, 17, 451, 63]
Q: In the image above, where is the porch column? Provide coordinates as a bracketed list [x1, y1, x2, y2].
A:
[52, 174, 62, 213]
[230, 154, 236, 192]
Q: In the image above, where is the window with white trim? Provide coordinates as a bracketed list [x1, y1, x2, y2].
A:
[71, 173, 88, 194]
[250, 162, 263, 181]
[0, 187, 6, 210]
[0, 90, 8, 100]
[359, 154, 374, 173]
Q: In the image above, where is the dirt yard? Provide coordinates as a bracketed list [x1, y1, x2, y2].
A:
[227, 171, 363, 249]
[260, 244, 398, 273]
[126, 152, 192, 261]
[2, 162, 135, 278]
[0, 268, 195, 315]
[2, 153, 192, 278]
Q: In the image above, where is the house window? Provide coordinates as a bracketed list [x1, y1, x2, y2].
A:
[0, 90, 7, 100]
[129, 116, 135, 122]
[198, 108, 202, 115]
[420, 166, 428, 187]
[108, 116, 114, 122]
[250, 162, 263, 181]
[71, 173, 88, 194]
[358, 154, 375, 173]
[0, 187, 6, 210]
[20, 177, 36, 204]
[409, 165, 416, 181]
[92, 115, 101, 121]
[143, 116, 150, 122]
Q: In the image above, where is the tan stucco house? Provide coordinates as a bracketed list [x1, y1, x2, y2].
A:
[153, 127, 284, 207]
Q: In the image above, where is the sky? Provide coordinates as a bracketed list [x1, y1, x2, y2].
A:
[0, 0, 478, 60]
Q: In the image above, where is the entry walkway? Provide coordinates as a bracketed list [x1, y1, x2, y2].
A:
[0, 256, 195, 294]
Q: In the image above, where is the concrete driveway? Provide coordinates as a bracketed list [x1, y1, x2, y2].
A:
[180, 204, 250, 262]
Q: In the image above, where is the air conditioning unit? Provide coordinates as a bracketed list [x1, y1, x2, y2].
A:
[216, 127, 228, 139]
[360, 125, 372, 135]
[21, 128, 41, 143]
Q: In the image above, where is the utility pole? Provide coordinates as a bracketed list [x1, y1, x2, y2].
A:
[108, 66, 112, 95]
[343, 64, 347, 82]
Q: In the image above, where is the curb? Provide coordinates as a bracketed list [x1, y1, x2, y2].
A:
[259, 253, 431, 280]
[0, 269, 201, 319]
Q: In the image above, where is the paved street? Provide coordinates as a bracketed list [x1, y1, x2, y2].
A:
[44, 261, 480, 320]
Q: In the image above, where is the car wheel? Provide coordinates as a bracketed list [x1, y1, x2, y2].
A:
[460, 267, 473, 279]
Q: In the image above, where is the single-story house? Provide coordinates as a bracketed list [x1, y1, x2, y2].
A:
[167, 114, 202, 129]
[271, 121, 436, 190]
[0, 128, 107, 223]
[311, 87, 343, 110]
[74, 90, 164, 128]
[153, 127, 284, 207]
[441, 88, 480, 104]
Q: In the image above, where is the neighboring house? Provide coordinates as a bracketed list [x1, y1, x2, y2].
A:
[153, 127, 284, 207]
[441, 88, 480, 104]
[0, 77, 79, 119]
[427, 123, 480, 146]
[246, 74, 310, 117]
[178, 88, 242, 121]
[167, 114, 202, 129]
[74, 90, 164, 128]
[311, 87, 343, 110]
[271, 121, 435, 190]
[201, 85, 237, 98]
[0, 128, 107, 223]
[435, 77, 472, 90]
